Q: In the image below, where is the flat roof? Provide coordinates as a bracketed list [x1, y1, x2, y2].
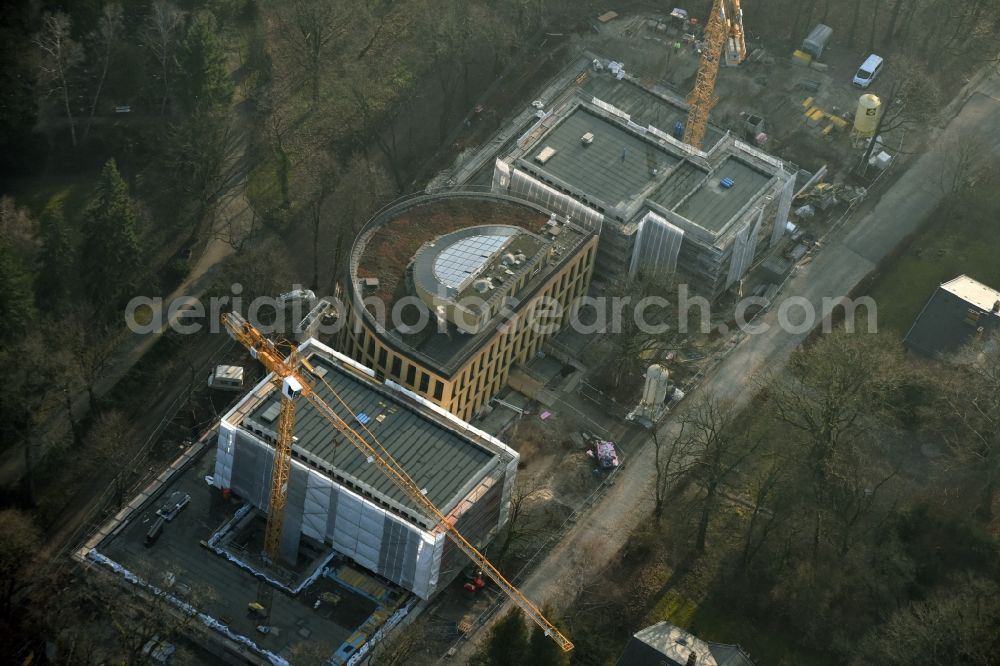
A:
[100, 450, 391, 660]
[674, 157, 772, 233]
[942, 275, 1000, 311]
[579, 74, 727, 149]
[524, 107, 680, 208]
[648, 160, 708, 210]
[240, 348, 501, 514]
[356, 198, 547, 310]
[353, 195, 593, 376]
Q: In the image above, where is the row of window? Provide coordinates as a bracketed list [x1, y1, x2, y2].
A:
[341, 240, 596, 423]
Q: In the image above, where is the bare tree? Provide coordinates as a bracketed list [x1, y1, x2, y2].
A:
[301, 148, 338, 290]
[0, 509, 43, 626]
[88, 575, 196, 664]
[763, 332, 904, 559]
[739, 461, 786, 568]
[495, 480, 544, 564]
[938, 129, 984, 194]
[682, 397, 763, 552]
[349, 78, 411, 191]
[87, 409, 141, 507]
[145, 0, 185, 116]
[603, 277, 676, 389]
[651, 422, 694, 523]
[271, 0, 357, 104]
[858, 58, 941, 175]
[321, 153, 393, 292]
[164, 111, 245, 228]
[63, 307, 124, 414]
[934, 336, 1000, 520]
[35, 12, 84, 147]
[83, 3, 123, 142]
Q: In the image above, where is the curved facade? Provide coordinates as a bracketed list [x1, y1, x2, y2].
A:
[340, 192, 598, 422]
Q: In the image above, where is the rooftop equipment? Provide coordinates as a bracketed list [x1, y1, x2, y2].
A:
[535, 146, 557, 164]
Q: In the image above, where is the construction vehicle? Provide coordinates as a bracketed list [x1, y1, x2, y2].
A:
[221, 312, 574, 652]
[683, 0, 747, 149]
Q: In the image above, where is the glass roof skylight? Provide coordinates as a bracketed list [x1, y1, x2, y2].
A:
[432, 231, 515, 289]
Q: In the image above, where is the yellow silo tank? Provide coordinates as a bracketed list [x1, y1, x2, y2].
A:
[854, 94, 882, 136]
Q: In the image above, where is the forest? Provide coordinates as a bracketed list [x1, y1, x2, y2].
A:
[1, 0, 998, 663]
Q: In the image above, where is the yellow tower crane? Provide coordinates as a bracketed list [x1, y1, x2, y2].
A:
[683, 0, 747, 149]
[221, 312, 574, 652]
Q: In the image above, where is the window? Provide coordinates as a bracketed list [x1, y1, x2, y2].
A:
[390, 356, 402, 378]
[419, 372, 430, 393]
[433, 380, 444, 401]
[367, 337, 376, 356]
[406, 365, 416, 385]
[378, 348, 387, 369]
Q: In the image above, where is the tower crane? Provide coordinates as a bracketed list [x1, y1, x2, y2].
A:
[221, 312, 574, 652]
[683, 0, 747, 149]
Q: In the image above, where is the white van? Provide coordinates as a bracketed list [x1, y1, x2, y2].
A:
[853, 54, 883, 88]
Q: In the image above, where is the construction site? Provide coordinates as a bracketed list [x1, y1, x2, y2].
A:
[68, 3, 940, 665]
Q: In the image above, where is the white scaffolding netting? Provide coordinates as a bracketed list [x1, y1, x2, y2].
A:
[727, 208, 764, 288]
[500, 166, 604, 233]
[214, 424, 445, 599]
[629, 210, 685, 279]
[771, 175, 795, 247]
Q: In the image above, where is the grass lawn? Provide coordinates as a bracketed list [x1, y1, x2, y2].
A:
[864, 184, 1000, 333]
[646, 581, 837, 666]
[245, 155, 287, 216]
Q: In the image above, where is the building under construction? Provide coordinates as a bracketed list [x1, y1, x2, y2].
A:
[214, 338, 519, 600]
[455, 52, 799, 299]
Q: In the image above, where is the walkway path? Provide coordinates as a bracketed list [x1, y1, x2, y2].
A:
[450, 61, 1000, 659]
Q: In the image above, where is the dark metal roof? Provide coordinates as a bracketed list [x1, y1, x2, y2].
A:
[905, 278, 1000, 357]
[243, 351, 501, 515]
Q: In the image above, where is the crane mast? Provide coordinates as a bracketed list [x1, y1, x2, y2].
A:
[725, 0, 747, 66]
[683, 0, 747, 149]
[263, 380, 296, 561]
[222, 312, 574, 652]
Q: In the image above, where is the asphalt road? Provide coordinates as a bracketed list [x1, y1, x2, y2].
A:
[450, 62, 1000, 659]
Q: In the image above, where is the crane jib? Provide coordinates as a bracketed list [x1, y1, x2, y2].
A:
[221, 313, 574, 651]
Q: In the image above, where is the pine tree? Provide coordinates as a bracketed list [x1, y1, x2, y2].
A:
[175, 11, 232, 114]
[474, 611, 528, 666]
[36, 206, 74, 305]
[81, 159, 141, 316]
[525, 611, 571, 666]
[0, 237, 35, 339]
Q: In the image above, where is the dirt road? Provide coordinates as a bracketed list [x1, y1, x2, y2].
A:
[451, 63, 1000, 659]
[0, 106, 255, 491]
